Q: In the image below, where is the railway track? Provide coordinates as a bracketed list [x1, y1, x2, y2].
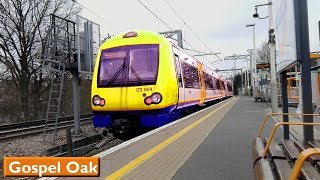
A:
[0, 114, 92, 131]
[0, 115, 93, 142]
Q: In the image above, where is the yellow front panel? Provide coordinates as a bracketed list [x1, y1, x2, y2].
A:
[91, 30, 178, 112]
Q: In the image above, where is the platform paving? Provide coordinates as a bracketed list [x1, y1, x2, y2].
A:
[46, 96, 282, 180]
[172, 96, 282, 180]
[119, 97, 238, 180]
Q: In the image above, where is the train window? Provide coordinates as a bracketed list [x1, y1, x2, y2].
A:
[291, 79, 297, 87]
[215, 79, 221, 90]
[222, 81, 226, 90]
[189, 65, 200, 89]
[227, 84, 232, 91]
[212, 77, 217, 90]
[128, 45, 159, 83]
[98, 50, 126, 86]
[181, 62, 192, 88]
[204, 72, 214, 90]
[98, 44, 159, 87]
[174, 54, 183, 87]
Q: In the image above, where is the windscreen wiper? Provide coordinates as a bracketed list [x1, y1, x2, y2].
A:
[106, 63, 125, 86]
[129, 66, 145, 85]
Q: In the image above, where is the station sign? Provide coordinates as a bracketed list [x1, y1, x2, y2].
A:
[256, 63, 270, 69]
[274, 0, 298, 73]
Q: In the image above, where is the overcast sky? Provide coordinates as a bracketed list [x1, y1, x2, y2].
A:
[77, 0, 320, 78]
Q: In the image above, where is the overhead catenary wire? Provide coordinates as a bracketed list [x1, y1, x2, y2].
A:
[72, 0, 105, 21]
[136, 0, 173, 31]
[136, 0, 215, 67]
[74, 0, 217, 66]
[163, 0, 211, 51]
[183, 39, 217, 68]
[163, 0, 222, 61]
[72, 0, 111, 39]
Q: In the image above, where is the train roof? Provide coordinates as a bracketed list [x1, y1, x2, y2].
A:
[101, 30, 227, 82]
[101, 30, 170, 49]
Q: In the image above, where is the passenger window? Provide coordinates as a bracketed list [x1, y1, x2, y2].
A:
[190, 66, 200, 89]
[212, 77, 217, 90]
[204, 72, 214, 90]
[174, 54, 183, 87]
[215, 79, 221, 90]
[182, 62, 192, 88]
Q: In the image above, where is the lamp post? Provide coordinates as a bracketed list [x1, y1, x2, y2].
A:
[267, 0, 278, 113]
[246, 24, 258, 97]
[245, 23, 256, 97]
[242, 66, 248, 95]
[253, 1, 278, 113]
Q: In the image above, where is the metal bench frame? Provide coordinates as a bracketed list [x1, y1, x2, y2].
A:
[254, 113, 320, 180]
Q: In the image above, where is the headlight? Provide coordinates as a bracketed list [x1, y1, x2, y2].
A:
[144, 97, 152, 105]
[92, 95, 105, 106]
[144, 92, 162, 105]
[151, 93, 162, 104]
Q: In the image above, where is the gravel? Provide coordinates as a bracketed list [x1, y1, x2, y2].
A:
[0, 124, 113, 178]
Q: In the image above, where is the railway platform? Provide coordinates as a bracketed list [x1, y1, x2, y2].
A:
[49, 96, 283, 180]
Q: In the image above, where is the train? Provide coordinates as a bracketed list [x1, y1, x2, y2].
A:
[91, 30, 233, 134]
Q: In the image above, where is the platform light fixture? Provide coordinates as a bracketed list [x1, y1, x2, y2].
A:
[251, 0, 278, 114]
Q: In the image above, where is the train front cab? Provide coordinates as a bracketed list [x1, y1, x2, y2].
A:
[91, 31, 180, 129]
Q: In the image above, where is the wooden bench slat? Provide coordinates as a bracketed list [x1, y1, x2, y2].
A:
[264, 137, 286, 160]
[295, 141, 320, 164]
[281, 139, 300, 162]
[315, 161, 320, 172]
[300, 162, 320, 180]
[273, 159, 292, 180]
[294, 141, 313, 151]
[308, 140, 320, 148]
[253, 138, 320, 180]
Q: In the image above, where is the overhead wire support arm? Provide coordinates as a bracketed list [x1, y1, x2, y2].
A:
[224, 54, 250, 60]
[194, 52, 221, 56]
[163, 0, 217, 57]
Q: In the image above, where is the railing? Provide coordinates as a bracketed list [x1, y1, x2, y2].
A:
[254, 112, 320, 180]
[257, 112, 320, 137]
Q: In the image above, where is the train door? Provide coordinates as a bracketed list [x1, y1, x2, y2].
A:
[219, 77, 223, 96]
[173, 46, 185, 107]
[197, 62, 206, 105]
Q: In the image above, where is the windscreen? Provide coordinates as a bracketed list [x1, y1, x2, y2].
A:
[98, 44, 159, 87]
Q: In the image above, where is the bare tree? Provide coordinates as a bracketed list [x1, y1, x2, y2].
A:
[0, 0, 80, 121]
[256, 41, 270, 63]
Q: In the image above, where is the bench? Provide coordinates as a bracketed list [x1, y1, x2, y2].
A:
[253, 113, 320, 180]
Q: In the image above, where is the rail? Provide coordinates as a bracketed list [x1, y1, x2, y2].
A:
[0, 116, 93, 142]
[0, 114, 92, 131]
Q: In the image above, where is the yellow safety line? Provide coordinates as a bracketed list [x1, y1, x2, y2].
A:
[106, 96, 239, 180]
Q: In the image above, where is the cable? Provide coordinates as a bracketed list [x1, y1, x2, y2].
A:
[183, 39, 216, 68]
[136, 0, 173, 30]
[136, 0, 215, 67]
[73, 0, 105, 21]
[163, 0, 214, 53]
[163, 0, 223, 65]
[183, 48, 208, 54]
[72, 0, 111, 38]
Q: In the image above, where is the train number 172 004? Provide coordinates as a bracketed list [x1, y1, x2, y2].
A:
[136, 87, 153, 92]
